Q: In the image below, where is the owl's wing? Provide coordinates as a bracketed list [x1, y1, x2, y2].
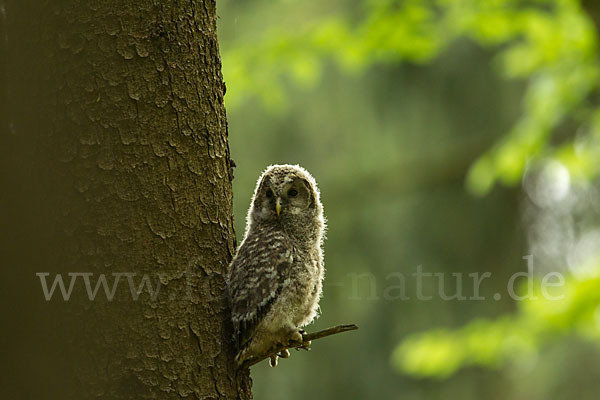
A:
[228, 235, 294, 352]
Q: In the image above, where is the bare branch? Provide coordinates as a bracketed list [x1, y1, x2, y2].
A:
[241, 324, 359, 368]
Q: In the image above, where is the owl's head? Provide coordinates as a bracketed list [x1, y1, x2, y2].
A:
[247, 164, 324, 235]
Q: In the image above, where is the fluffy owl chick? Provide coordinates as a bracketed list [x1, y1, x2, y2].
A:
[228, 164, 326, 368]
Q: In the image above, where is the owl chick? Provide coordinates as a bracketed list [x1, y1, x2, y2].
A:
[228, 164, 326, 368]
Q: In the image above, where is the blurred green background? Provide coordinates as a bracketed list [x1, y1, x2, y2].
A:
[218, 0, 600, 398]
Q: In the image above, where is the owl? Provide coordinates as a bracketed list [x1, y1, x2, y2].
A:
[228, 164, 326, 367]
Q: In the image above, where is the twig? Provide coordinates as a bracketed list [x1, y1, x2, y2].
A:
[241, 324, 359, 368]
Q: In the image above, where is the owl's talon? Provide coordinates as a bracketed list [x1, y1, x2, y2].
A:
[278, 348, 291, 358]
[269, 354, 278, 368]
[300, 340, 311, 350]
[288, 330, 303, 345]
[292, 337, 311, 351]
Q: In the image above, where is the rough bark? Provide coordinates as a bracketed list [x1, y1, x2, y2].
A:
[1, 0, 251, 398]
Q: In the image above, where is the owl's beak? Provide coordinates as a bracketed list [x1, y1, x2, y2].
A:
[276, 197, 282, 217]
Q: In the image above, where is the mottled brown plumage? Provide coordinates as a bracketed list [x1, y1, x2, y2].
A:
[228, 164, 326, 367]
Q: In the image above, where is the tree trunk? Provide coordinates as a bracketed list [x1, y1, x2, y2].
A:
[1, 0, 251, 398]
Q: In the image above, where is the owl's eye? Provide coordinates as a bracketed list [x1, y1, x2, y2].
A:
[288, 188, 298, 197]
[266, 189, 274, 198]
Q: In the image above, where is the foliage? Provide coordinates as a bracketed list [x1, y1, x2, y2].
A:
[392, 271, 600, 378]
[222, 0, 600, 195]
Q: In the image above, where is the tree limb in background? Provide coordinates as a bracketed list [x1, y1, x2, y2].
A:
[241, 324, 359, 368]
[582, 0, 600, 35]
